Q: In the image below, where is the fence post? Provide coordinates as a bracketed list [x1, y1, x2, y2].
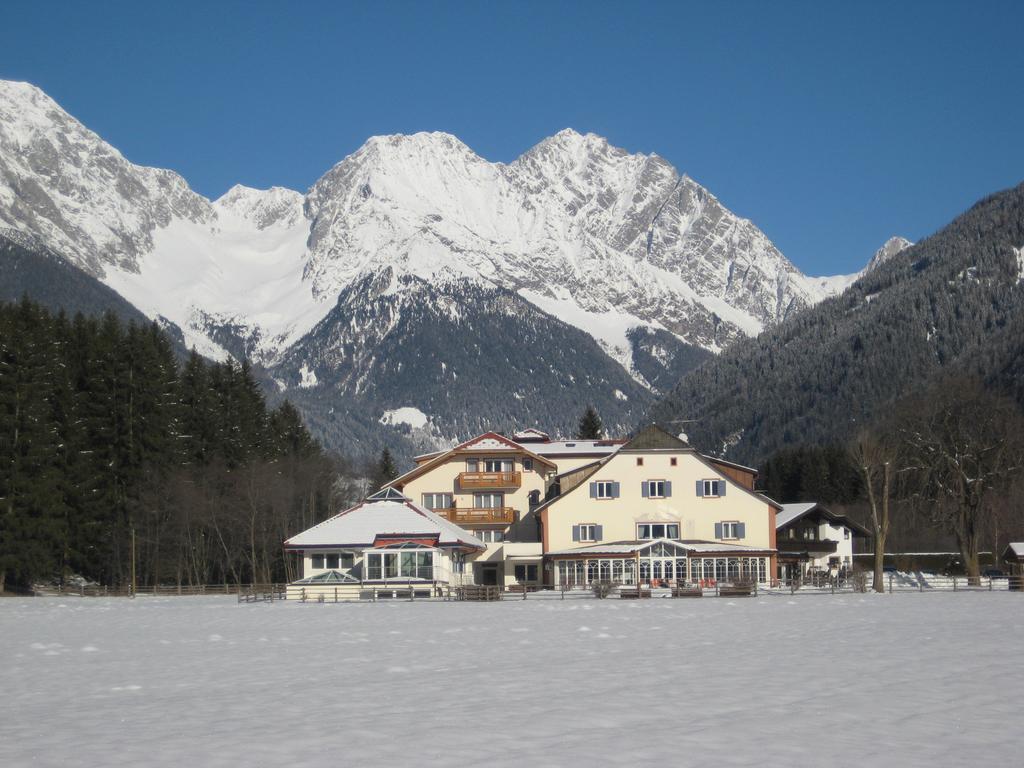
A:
[989, 578, 993, 592]
[953, 577, 958, 592]
[888, 574, 893, 594]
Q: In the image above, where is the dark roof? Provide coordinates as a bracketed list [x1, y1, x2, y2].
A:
[621, 424, 692, 451]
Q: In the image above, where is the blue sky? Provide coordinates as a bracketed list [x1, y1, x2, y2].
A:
[2, 0, 1022, 275]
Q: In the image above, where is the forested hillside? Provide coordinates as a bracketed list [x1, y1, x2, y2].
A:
[0, 299, 347, 591]
[652, 182, 1024, 465]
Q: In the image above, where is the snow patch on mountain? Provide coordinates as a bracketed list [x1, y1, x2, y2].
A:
[1015, 246, 1024, 284]
[298, 363, 318, 388]
[380, 407, 430, 430]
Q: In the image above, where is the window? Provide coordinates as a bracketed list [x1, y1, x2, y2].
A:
[365, 550, 433, 580]
[643, 480, 669, 498]
[325, 553, 339, 569]
[573, 524, 602, 542]
[514, 564, 539, 582]
[474, 492, 504, 509]
[637, 523, 680, 540]
[698, 479, 725, 497]
[311, 554, 324, 569]
[719, 521, 743, 540]
[593, 481, 618, 499]
[636, 457, 643, 466]
[340, 552, 355, 570]
[670, 457, 678, 466]
[484, 458, 513, 472]
[523, 458, 533, 471]
[422, 492, 453, 510]
[474, 529, 504, 543]
[844, 529, 850, 540]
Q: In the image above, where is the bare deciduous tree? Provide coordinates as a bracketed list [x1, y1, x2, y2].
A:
[851, 429, 897, 592]
[897, 378, 1024, 582]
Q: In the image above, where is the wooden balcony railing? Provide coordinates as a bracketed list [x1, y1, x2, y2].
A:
[776, 538, 839, 554]
[434, 507, 516, 525]
[458, 471, 521, 489]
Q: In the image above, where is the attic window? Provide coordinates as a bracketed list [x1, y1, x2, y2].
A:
[565, 443, 576, 447]
[636, 457, 644, 466]
[670, 457, 678, 466]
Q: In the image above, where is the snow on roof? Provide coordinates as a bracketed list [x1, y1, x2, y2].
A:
[513, 428, 550, 441]
[547, 538, 775, 557]
[531, 440, 625, 456]
[776, 503, 819, 529]
[1006, 542, 1024, 559]
[285, 494, 484, 550]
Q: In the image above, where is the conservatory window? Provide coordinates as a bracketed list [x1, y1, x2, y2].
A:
[365, 550, 434, 580]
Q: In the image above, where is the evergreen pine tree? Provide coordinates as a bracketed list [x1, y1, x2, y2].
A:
[576, 405, 603, 439]
[371, 448, 398, 490]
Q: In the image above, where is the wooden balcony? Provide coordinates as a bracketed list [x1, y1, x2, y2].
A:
[776, 538, 838, 555]
[434, 506, 516, 525]
[458, 471, 521, 489]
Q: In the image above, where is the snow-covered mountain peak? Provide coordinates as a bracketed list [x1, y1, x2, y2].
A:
[867, 235, 913, 272]
[213, 184, 305, 229]
[0, 78, 213, 277]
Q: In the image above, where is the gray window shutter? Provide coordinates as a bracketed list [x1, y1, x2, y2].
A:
[714, 522, 723, 539]
[641, 481, 649, 498]
[594, 525, 603, 541]
[664, 480, 672, 497]
[589, 482, 597, 498]
[611, 481, 620, 498]
[696, 481, 704, 497]
[718, 481, 727, 497]
[572, 525, 581, 542]
[737, 522, 746, 539]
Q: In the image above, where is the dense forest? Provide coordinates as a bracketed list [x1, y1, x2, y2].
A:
[0, 298, 361, 591]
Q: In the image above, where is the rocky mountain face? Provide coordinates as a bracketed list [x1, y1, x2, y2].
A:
[0, 79, 859, 459]
[650, 183, 1024, 465]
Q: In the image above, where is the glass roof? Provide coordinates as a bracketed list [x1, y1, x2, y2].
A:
[294, 570, 360, 584]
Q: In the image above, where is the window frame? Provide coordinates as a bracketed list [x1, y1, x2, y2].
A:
[595, 481, 615, 500]
[578, 523, 599, 542]
[647, 479, 667, 499]
[701, 479, 721, 498]
[422, 492, 454, 510]
[721, 521, 741, 540]
[637, 522, 680, 540]
[514, 564, 539, 583]
[365, 548, 435, 580]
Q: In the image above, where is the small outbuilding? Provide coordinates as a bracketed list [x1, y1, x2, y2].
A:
[283, 487, 485, 600]
[1003, 542, 1024, 588]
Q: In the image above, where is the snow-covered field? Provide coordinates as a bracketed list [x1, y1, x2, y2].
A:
[2, 593, 1022, 766]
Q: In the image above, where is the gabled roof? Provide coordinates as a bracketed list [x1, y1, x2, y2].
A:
[776, 502, 871, 537]
[1003, 542, 1024, 561]
[387, 431, 557, 490]
[284, 492, 485, 551]
[620, 424, 692, 451]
